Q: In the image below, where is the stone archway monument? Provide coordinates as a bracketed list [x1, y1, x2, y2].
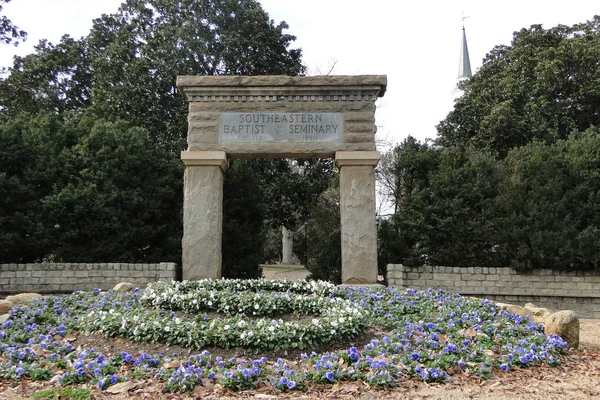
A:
[177, 75, 387, 285]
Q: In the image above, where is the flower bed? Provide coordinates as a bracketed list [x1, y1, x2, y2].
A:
[0, 281, 569, 394]
[80, 279, 368, 352]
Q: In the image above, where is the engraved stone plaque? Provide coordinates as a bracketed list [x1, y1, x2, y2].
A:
[220, 112, 343, 143]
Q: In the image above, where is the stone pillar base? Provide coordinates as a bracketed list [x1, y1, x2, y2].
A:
[181, 151, 227, 280]
[335, 151, 380, 285]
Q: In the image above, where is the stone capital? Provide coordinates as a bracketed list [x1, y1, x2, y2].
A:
[334, 151, 381, 168]
[181, 151, 228, 170]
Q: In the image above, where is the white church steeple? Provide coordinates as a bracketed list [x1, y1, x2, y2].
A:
[453, 17, 472, 96]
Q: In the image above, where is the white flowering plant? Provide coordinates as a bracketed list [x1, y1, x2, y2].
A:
[79, 279, 368, 352]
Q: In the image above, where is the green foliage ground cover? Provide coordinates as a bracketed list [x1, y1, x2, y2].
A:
[0, 280, 569, 394]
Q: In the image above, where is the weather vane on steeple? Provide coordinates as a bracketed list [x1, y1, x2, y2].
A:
[461, 12, 469, 27]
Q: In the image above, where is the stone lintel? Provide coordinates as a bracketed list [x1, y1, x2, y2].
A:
[181, 151, 228, 170]
[177, 75, 387, 98]
[177, 75, 387, 93]
[335, 151, 381, 168]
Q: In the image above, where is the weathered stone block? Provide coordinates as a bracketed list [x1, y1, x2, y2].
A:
[420, 272, 433, 280]
[433, 273, 455, 281]
[386, 270, 403, 279]
[182, 165, 224, 280]
[554, 275, 571, 283]
[576, 282, 592, 290]
[338, 163, 378, 284]
[343, 131, 374, 144]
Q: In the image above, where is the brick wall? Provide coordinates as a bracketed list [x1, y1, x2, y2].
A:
[387, 264, 600, 319]
[0, 263, 176, 294]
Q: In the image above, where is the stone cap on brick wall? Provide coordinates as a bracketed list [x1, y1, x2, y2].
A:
[177, 75, 388, 98]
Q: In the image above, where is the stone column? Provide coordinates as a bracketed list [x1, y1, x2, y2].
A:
[181, 151, 228, 280]
[335, 151, 380, 285]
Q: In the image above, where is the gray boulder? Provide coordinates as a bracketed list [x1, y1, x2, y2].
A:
[5, 293, 43, 306]
[506, 305, 532, 318]
[524, 303, 552, 324]
[544, 310, 580, 350]
[0, 300, 13, 314]
[113, 282, 134, 292]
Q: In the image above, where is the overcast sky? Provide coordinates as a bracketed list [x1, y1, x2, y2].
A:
[1, 0, 598, 148]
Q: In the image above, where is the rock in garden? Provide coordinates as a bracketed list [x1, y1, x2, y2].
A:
[544, 310, 580, 350]
[494, 302, 510, 311]
[113, 282, 134, 292]
[524, 302, 552, 323]
[506, 305, 532, 318]
[0, 300, 13, 314]
[5, 293, 43, 306]
[0, 314, 9, 323]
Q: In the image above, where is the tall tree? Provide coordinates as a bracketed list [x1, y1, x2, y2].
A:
[498, 128, 600, 271]
[0, 0, 305, 150]
[0, 114, 183, 263]
[377, 136, 439, 214]
[0, 0, 308, 274]
[0, 37, 91, 120]
[0, 0, 26, 46]
[87, 0, 304, 151]
[0, 114, 71, 262]
[44, 118, 183, 263]
[379, 146, 505, 268]
[437, 16, 600, 157]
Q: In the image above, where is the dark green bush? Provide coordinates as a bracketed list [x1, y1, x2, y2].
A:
[379, 129, 600, 272]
